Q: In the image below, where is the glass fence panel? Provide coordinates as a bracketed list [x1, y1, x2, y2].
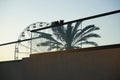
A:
[82, 13, 120, 47]
[14, 40, 30, 60]
[31, 24, 70, 53]
[0, 44, 15, 62]
[30, 13, 120, 54]
[31, 28, 53, 53]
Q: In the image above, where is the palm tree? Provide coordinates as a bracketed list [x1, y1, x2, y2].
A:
[37, 21, 101, 51]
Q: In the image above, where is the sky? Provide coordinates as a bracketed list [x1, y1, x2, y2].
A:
[0, 0, 120, 61]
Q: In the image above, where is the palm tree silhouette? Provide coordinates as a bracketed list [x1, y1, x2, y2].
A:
[37, 21, 101, 51]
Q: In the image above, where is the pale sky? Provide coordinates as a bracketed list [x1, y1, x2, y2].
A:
[0, 0, 120, 61]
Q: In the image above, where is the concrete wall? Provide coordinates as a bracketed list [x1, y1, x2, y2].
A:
[0, 60, 22, 80]
[23, 44, 120, 80]
[0, 44, 120, 80]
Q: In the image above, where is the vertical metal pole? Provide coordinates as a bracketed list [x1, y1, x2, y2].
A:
[30, 32, 32, 54]
[14, 48, 17, 60]
[14, 44, 18, 60]
[81, 22, 82, 48]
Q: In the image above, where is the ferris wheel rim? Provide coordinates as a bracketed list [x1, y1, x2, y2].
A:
[14, 22, 50, 60]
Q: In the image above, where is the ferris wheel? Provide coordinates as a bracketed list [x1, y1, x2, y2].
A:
[14, 22, 50, 60]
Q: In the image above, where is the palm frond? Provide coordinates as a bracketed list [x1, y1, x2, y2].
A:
[73, 46, 81, 49]
[74, 25, 97, 39]
[74, 33, 101, 45]
[72, 21, 81, 34]
[48, 45, 63, 51]
[37, 32, 59, 43]
[73, 25, 100, 42]
[38, 40, 63, 48]
[66, 23, 73, 44]
[37, 41, 50, 46]
[78, 41, 98, 47]
[82, 25, 100, 36]
[52, 25, 66, 42]
[70, 22, 81, 41]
